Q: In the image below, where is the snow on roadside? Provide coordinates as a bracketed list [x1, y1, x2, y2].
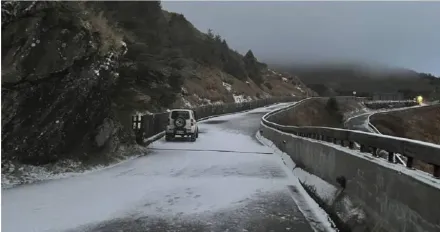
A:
[256, 129, 369, 228]
[256, 132, 336, 200]
[255, 132, 339, 232]
[1, 146, 148, 189]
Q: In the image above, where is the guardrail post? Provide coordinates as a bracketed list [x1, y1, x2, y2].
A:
[406, 157, 414, 169]
[132, 114, 144, 144]
[388, 152, 395, 163]
[372, 148, 378, 157]
[360, 144, 366, 152]
[434, 165, 440, 179]
[349, 141, 355, 149]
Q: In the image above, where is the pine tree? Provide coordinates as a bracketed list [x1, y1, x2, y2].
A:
[207, 28, 214, 40]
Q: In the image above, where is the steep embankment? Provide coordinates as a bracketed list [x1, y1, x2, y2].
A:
[276, 98, 365, 128]
[370, 105, 440, 145]
[1, 1, 313, 180]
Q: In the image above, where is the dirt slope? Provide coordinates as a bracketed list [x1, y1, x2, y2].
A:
[276, 98, 365, 128]
[370, 105, 440, 144]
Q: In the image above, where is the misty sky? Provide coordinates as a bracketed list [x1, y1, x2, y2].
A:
[162, 1, 440, 75]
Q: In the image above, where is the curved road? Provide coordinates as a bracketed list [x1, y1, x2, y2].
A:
[344, 113, 373, 133]
[3, 103, 333, 232]
[344, 111, 408, 164]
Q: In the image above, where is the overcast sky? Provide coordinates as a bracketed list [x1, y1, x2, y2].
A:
[162, 1, 440, 75]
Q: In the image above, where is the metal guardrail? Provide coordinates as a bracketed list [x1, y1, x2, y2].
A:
[363, 100, 419, 110]
[131, 96, 304, 144]
[261, 98, 440, 178]
[364, 100, 416, 104]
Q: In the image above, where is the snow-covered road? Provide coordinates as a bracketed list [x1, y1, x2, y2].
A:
[2, 103, 333, 232]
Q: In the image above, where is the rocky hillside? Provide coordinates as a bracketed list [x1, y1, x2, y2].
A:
[1, 1, 313, 169]
[87, 2, 314, 112]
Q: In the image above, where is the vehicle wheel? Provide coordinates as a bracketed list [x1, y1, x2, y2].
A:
[174, 117, 186, 128]
[165, 135, 173, 141]
[196, 129, 199, 138]
[190, 134, 196, 142]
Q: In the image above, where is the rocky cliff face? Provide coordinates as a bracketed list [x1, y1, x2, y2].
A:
[1, 1, 314, 172]
[2, 1, 126, 166]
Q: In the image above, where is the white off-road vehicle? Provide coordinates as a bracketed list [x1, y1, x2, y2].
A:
[165, 109, 199, 142]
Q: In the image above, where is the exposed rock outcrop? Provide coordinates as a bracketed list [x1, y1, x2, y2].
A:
[2, 1, 125, 165]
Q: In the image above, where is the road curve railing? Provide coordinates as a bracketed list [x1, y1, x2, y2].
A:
[261, 98, 440, 178]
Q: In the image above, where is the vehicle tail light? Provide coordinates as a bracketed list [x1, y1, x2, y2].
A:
[191, 119, 194, 126]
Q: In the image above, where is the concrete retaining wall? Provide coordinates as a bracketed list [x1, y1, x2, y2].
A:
[260, 105, 440, 232]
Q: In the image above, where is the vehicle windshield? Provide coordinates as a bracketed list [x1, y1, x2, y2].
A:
[171, 111, 190, 119]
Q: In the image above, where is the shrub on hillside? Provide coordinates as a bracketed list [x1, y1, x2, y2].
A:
[88, 1, 269, 109]
[326, 97, 343, 123]
[326, 97, 339, 112]
[243, 50, 266, 85]
[264, 82, 273, 90]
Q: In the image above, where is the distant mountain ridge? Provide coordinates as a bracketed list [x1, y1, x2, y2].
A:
[271, 63, 440, 99]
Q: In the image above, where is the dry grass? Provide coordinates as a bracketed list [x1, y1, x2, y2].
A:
[371, 105, 440, 144]
[174, 65, 315, 107]
[183, 66, 259, 104]
[278, 98, 344, 127]
[261, 69, 316, 97]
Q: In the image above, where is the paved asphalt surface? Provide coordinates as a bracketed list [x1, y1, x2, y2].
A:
[3, 103, 333, 232]
[344, 113, 372, 132]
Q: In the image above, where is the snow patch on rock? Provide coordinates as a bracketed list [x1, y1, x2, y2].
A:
[222, 82, 232, 92]
[181, 87, 189, 95]
[233, 94, 252, 103]
[182, 98, 193, 108]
